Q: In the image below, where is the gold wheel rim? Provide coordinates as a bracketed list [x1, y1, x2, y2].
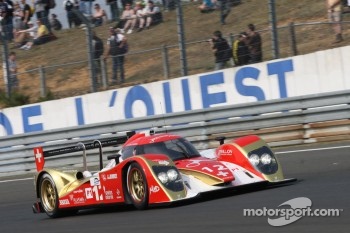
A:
[41, 179, 56, 211]
[129, 168, 145, 202]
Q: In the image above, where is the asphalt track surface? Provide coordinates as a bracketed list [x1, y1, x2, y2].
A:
[0, 143, 349, 233]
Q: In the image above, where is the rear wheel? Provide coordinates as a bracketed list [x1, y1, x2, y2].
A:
[39, 173, 61, 218]
[126, 163, 149, 209]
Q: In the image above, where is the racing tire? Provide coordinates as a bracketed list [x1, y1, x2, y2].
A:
[39, 173, 62, 218]
[126, 163, 149, 210]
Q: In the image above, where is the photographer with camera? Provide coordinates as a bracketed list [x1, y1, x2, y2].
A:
[208, 30, 232, 70]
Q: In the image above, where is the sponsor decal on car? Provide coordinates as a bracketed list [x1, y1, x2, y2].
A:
[150, 185, 160, 193]
[72, 197, 85, 204]
[85, 187, 93, 199]
[73, 189, 83, 194]
[105, 190, 114, 200]
[90, 177, 100, 186]
[218, 149, 233, 156]
[59, 199, 70, 205]
[107, 174, 118, 180]
[116, 189, 122, 199]
[157, 160, 170, 166]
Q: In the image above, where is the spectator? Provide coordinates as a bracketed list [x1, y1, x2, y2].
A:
[162, 0, 175, 11]
[8, 51, 18, 89]
[43, 0, 54, 33]
[217, 0, 230, 25]
[63, 0, 81, 28]
[50, 13, 61, 30]
[137, 0, 161, 31]
[80, 0, 94, 17]
[121, 0, 133, 9]
[198, 0, 216, 13]
[208, 30, 232, 70]
[104, 27, 128, 84]
[92, 3, 107, 27]
[232, 32, 249, 66]
[13, 1, 24, 31]
[92, 31, 104, 86]
[327, 0, 343, 43]
[134, 1, 144, 17]
[119, 3, 136, 34]
[34, 0, 48, 31]
[0, 0, 14, 41]
[246, 23, 262, 63]
[15, 19, 36, 47]
[18, 19, 49, 50]
[106, 0, 119, 22]
[20, 0, 32, 28]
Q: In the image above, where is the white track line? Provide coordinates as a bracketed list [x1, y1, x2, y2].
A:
[0, 177, 33, 183]
[275, 145, 350, 154]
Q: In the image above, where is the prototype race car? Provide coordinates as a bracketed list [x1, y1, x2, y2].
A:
[32, 131, 296, 218]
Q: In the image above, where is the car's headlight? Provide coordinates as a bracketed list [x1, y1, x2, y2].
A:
[157, 172, 169, 184]
[260, 153, 272, 165]
[167, 169, 178, 181]
[249, 154, 260, 166]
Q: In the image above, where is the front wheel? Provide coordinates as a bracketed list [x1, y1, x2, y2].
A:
[126, 163, 149, 210]
[39, 173, 61, 218]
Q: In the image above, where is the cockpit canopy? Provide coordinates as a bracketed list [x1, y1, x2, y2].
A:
[120, 137, 200, 161]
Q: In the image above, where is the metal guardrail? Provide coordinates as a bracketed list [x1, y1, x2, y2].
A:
[0, 90, 349, 177]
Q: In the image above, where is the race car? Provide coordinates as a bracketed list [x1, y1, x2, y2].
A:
[32, 130, 296, 218]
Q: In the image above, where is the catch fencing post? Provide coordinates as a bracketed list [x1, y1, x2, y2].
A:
[268, 0, 279, 59]
[1, 31, 11, 97]
[39, 65, 46, 97]
[176, 0, 188, 76]
[288, 22, 298, 56]
[101, 57, 108, 88]
[162, 45, 170, 79]
[72, 9, 97, 93]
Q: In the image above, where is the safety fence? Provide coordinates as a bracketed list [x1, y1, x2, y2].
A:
[1, 0, 350, 101]
[0, 89, 349, 177]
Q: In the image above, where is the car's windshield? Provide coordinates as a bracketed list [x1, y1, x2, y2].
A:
[121, 138, 200, 161]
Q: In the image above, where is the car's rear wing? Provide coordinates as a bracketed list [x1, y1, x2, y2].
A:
[33, 131, 135, 172]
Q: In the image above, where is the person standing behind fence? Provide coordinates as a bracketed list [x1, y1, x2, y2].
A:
[208, 30, 232, 70]
[63, 0, 76, 28]
[8, 51, 18, 90]
[246, 23, 262, 63]
[20, 0, 32, 28]
[106, 0, 118, 22]
[92, 31, 104, 86]
[34, 0, 48, 31]
[80, 0, 94, 17]
[104, 27, 128, 85]
[232, 32, 249, 66]
[217, 0, 230, 25]
[0, 0, 14, 41]
[327, 0, 343, 43]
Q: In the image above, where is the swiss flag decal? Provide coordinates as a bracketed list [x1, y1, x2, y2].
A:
[34, 147, 45, 172]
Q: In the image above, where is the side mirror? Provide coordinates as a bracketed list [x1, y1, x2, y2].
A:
[107, 154, 121, 165]
[215, 136, 226, 145]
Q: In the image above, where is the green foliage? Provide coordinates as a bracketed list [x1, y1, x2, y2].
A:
[37, 90, 55, 102]
[0, 91, 30, 107]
